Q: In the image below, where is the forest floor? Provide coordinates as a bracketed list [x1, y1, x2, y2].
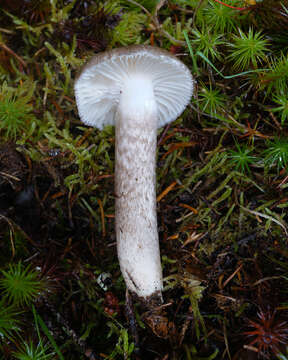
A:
[1, 0, 288, 359]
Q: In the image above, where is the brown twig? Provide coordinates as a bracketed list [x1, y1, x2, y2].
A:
[0, 42, 27, 68]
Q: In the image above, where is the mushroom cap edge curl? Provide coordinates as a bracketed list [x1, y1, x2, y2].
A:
[74, 44, 194, 130]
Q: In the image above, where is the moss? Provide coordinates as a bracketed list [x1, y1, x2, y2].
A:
[1, 0, 288, 358]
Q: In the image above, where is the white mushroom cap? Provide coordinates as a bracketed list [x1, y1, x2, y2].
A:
[74, 45, 194, 129]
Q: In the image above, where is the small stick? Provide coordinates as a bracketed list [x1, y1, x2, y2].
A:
[222, 263, 243, 288]
[213, 0, 249, 10]
[157, 181, 177, 202]
[97, 198, 106, 237]
[157, 123, 171, 146]
[0, 42, 27, 68]
[0, 171, 20, 181]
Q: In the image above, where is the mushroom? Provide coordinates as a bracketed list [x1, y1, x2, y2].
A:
[74, 45, 194, 304]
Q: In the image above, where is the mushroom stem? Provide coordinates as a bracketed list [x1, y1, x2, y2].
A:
[115, 74, 162, 301]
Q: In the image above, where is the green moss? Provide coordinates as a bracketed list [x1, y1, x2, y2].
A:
[0, 0, 288, 358]
[0, 262, 45, 307]
[0, 82, 37, 140]
[203, 0, 243, 33]
[228, 28, 269, 70]
[111, 11, 147, 46]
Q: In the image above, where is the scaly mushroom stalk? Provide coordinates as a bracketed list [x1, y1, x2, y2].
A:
[115, 75, 161, 299]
